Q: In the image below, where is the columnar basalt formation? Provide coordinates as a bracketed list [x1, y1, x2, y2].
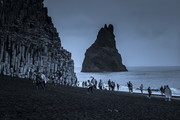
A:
[0, 0, 77, 85]
[81, 24, 127, 72]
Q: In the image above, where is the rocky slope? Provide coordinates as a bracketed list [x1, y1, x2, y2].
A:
[82, 24, 127, 72]
[0, 0, 77, 85]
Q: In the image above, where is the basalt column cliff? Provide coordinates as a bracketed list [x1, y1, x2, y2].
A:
[82, 24, 127, 72]
[0, 0, 77, 85]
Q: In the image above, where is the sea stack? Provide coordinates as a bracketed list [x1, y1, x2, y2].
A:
[0, 0, 77, 85]
[81, 24, 127, 72]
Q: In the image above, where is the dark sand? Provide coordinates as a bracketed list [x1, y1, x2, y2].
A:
[0, 75, 180, 120]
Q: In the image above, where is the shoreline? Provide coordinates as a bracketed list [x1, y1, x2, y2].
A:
[81, 86, 180, 101]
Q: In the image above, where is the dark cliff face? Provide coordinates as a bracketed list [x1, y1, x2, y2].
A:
[0, 0, 77, 85]
[0, 0, 60, 46]
[81, 24, 127, 72]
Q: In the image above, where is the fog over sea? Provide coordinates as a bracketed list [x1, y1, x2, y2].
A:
[75, 66, 180, 96]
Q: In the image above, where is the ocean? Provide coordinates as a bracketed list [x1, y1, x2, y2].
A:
[75, 66, 180, 96]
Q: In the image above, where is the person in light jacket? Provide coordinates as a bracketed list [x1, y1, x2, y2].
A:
[164, 85, 172, 101]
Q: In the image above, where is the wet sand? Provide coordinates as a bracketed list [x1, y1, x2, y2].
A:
[0, 75, 180, 120]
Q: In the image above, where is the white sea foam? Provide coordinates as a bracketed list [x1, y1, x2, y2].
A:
[76, 66, 180, 96]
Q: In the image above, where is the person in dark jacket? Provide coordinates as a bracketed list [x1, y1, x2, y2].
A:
[147, 87, 152, 99]
[87, 80, 93, 93]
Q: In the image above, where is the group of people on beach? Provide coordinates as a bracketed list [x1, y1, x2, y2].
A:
[138, 84, 172, 101]
[82, 78, 96, 93]
[81, 77, 99, 93]
[34, 72, 173, 101]
[127, 81, 172, 101]
[86, 77, 105, 93]
[33, 70, 78, 90]
[82, 77, 120, 93]
[82, 77, 173, 101]
[108, 79, 116, 91]
[147, 85, 172, 101]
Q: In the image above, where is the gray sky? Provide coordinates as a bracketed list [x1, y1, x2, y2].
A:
[44, 0, 180, 67]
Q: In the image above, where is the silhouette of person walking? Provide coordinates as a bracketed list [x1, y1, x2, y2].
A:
[140, 84, 143, 93]
[117, 84, 120, 91]
[98, 79, 103, 90]
[127, 81, 130, 92]
[87, 80, 93, 93]
[147, 87, 152, 99]
[160, 86, 164, 95]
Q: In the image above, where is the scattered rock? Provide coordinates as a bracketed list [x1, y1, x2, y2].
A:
[107, 109, 113, 112]
[114, 109, 119, 112]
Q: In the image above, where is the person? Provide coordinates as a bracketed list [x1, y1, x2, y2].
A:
[84, 81, 87, 87]
[98, 79, 103, 90]
[74, 77, 78, 87]
[51, 74, 55, 86]
[95, 79, 97, 89]
[87, 80, 93, 93]
[111, 81, 115, 91]
[91, 77, 95, 84]
[164, 85, 172, 101]
[82, 81, 85, 88]
[147, 87, 152, 99]
[127, 81, 130, 92]
[117, 84, 120, 91]
[91, 78, 97, 89]
[160, 86, 164, 95]
[40, 73, 46, 89]
[35, 73, 45, 90]
[140, 84, 143, 93]
[35, 73, 41, 89]
[41, 73, 47, 83]
[108, 79, 111, 90]
[129, 81, 133, 93]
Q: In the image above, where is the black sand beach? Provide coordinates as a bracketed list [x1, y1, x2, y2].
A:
[0, 75, 180, 120]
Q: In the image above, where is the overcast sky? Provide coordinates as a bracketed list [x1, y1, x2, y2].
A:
[44, 0, 180, 67]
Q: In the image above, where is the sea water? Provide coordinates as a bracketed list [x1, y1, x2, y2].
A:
[75, 66, 180, 96]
